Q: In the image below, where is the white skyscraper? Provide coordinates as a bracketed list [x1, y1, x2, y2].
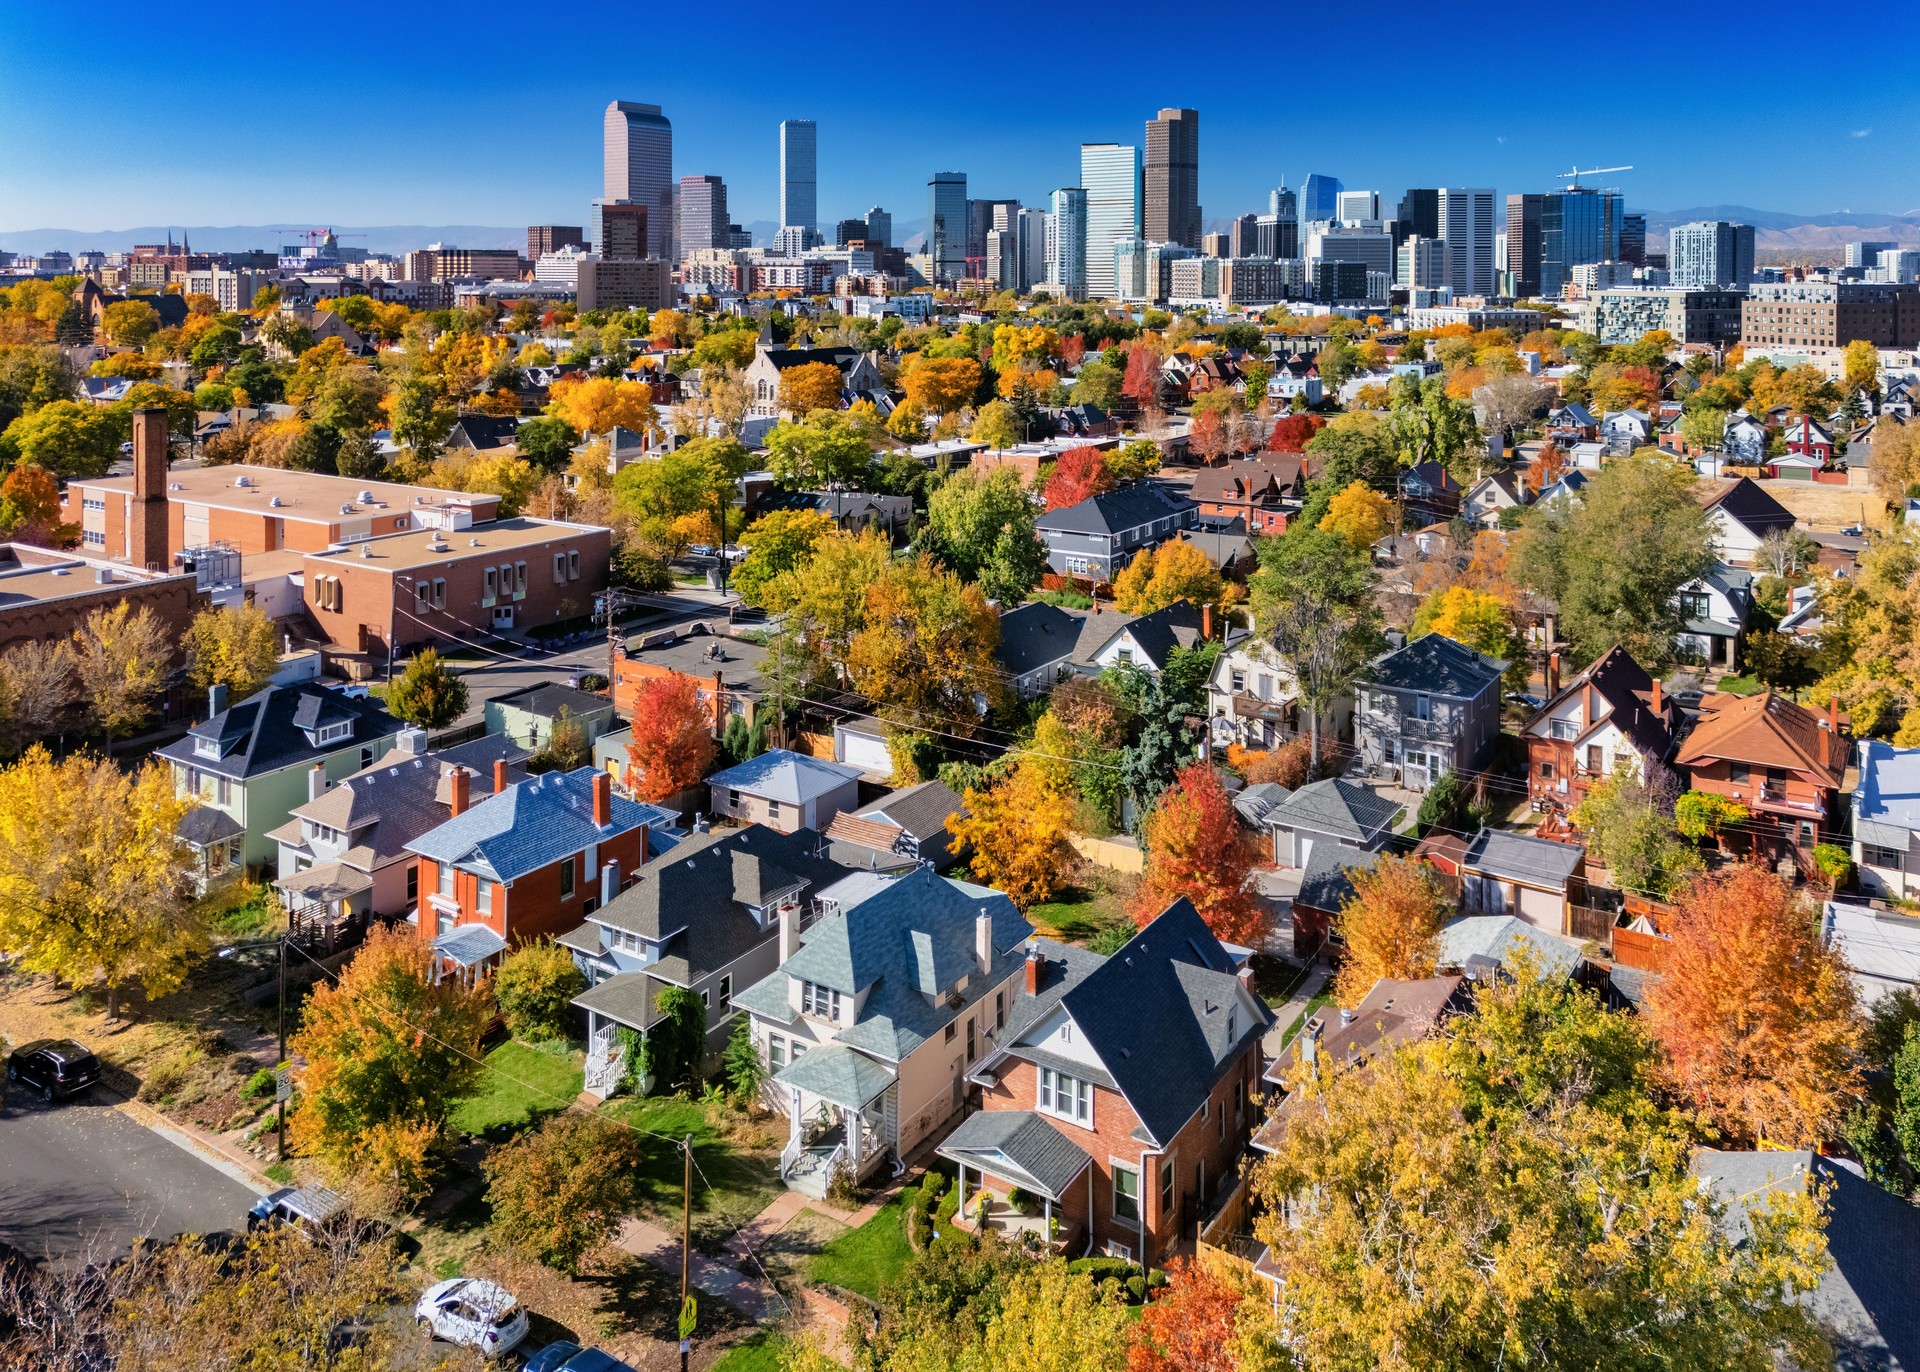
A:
[1336, 189, 1381, 223]
[1437, 188, 1497, 298]
[1080, 143, 1141, 301]
[1049, 187, 1088, 298]
[603, 101, 673, 259]
[779, 120, 817, 234]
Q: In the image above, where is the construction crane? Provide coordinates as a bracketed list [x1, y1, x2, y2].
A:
[1555, 164, 1633, 188]
[297, 228, 368, 249]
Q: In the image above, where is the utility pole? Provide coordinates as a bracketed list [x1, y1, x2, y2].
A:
[679, 1134, 695, 1372]
[276, 934, 288, 1162]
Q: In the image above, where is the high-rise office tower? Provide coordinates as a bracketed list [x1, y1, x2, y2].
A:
[928, 172, 968, 281]
[590, 200, 649, 260]
[1619, 213, 1647, 267]
[1398, 235, 1446, 289]
[1847, 241, 1899, 268]
[1336, 190, 1381, 223]
[1437, 188, 1497, 298]
[1144, 107, 1200, 249]
[1396, 189, 1440, 242]
[1540, 187, 1621, 296]
[1504, 194, 1544, 297]
[1081, 143, 1142, 300]
[1018, 207, 1048, 292]
[602, 101, 673, 259]
[834, 218, 867, 247]
[864, 207, 892, 249]
[1049, 187, 1088, 297]
[1270, 184, 1297, 219]
[779, 119, 817, 234]
[528, 225, 586, 260]
[1300, 174, 1342, 223]
[1229, 214, 1259, 258]
[1669, 221, 1756, 288]
[676, 176, 729, 257]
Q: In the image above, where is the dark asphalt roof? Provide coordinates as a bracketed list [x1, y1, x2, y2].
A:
[1293, 844, 1381, 916]
[1034, 481, 1196, 537]
[1361, 633, 1506, 697]
[157, 686, 405, 781]
[1265, 778, 1404, 843]
[488, 682, 611, 721]
[854, 780, 966, 842]
[1461, 828, 1586, 889]
[995, 601, 1083, 677]
[936, 1110, 1092, 1200]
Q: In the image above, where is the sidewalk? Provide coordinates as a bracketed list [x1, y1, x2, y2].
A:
[614, 1216, 786, 1322]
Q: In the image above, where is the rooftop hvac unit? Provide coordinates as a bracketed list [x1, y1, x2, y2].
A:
[269, 496, 283, 507]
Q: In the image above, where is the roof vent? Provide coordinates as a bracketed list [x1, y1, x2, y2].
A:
[235, 475, 251, 487]
[340, 504, 355, 515]
[169, 482, 184, 491]
[50, 567, 70, 577]
[358, 490, 374, 503]
[359, 544, 373, 559]
[269, 496, 283, 507]
[468, 537, 480, 547]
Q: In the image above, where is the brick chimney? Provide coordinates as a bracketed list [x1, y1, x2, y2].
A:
[975, 907, 993, 977]
[1650, 678, 1662, 714]
[493, 758, 509, 793]
[1024, 945, 1042, 995]
[1202, 603, 1214, 641]
[1547, 652, 1561, 697]
[449, 766, 470, 817]
[1827, 694, 1840, 732]
[130, 407, 171, 571]
[592, 770, 611, 827]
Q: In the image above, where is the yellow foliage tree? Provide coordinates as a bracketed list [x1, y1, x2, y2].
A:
[547, 376, 656, 436]
[1331, 854, 1451, 1007]
[1111, 539, 1224, 615]
[184, 604, 280, 701]
[948, 761, 1074, 911]
[777, 360, 844, 415]
[901, 356, 983, 415]
[1317, 479, 1394, 547]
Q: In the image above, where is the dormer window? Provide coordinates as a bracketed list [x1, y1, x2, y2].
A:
[194, 736, 220, 759]
[308, 721, 352, 747]
[800, 981, 841, 1022]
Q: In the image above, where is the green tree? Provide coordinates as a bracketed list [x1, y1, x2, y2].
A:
[388, 375, 454, 459]
[1387, 374, 1482, 479]
[386, 647, 469, 729]
[0, 399, 120, 478]
[763, 410, 875, 487]
[1304, 410, 1400, 492]
[1572, 763, 1702, 897]
[484, 1112, 645, 1274]
[970, 398, 1021, 448]
[515, 415, 578, 471]
[187, 323, 243, 372]
[923, 466, 1047, 603]
[650, 985, 707, 1092]
[494, 939, 586, 1041]
[610, 443, 737, 554]
[1249, 527, 1381, 760]
[308, 365, 386, 436]
[0, 343, 77, 430]
[723, 1016, 766, 1101]
[733, 508, 837, 607]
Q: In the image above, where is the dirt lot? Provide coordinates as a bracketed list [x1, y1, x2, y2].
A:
[1747, 477, 1889, 531]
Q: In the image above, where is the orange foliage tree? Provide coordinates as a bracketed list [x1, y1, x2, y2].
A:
[901, 356, 982, 415]
[1643, 865, 1863, 1146]
[1122, 343, 1163, 407]
[0, 463, 80, 546]
[948, 761, 1074, 911]
[1128, 1254, 1268, 1372]
[1130, 762, 1266, 945]
[777, 360, 843, 415]
[624, 673, 717, 802]
[1525, 442, 1570, 494]
[1043, 446, 1116, 511]
[1331, 854, 1450, 1007]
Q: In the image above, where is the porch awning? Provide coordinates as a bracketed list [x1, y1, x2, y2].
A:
[430, 923, 507, 969]
[572, 971, 660, 1030]
[771, 1043, 894, 1111]
[936, 1110, 1091, 1202]
[275, 862, 372, 904]
[177, 806, 244, 848]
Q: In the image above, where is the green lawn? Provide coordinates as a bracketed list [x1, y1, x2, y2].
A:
[805, 1197, 913, 1300]
[1716, 674, 1762, 696]
[707, 1331, 793, 1372]
[1028, 884, 1129, 945]
[448, 1040, 583, 1139]
[600, 1096, 783, 1255]
[1277, 992, 1334, 1048]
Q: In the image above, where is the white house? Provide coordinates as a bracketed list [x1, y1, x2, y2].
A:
[1460, 470, 1525, 527]
[1853, 741, 1920, 901]
[1205, 640, 1302, 752]
[1675, 564, 1753, 670]
[1700, 477, 1797, 567]
[1823, 899, 1920, 1006]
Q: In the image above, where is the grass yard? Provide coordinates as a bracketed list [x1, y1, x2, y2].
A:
[1028, 875, 1134, 947]
[804, 1197, 912, 1300]
[1247, 953, 1307, 1009]
[600, 1095, 783, 1255]
[1277, 992, 1334, 1048]
[706, 1330, 794, 1372]
[1715, 674, 1762, 696]
[448, 1039, 583, 1139]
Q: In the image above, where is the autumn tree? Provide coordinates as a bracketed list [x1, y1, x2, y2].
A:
[776, 360, 843, 417]
[1128, 1252, 1283, 1372]
[1249, 527, 1381, 760]
[1809, 522, 1920, 736]
[732, 508, 837, 607]
[484, 1111, 645, 1274]
[1121, 344, 1163, 410]
[902, 355, 983, 415]
[0, 462, 76, 546]
[761, 527, 893, 686]
[385, 647, 468, 729]
[1523, 442, 1570, 494]
[1331, 854, 1451, 1007]
[1317, 479, 1393, 547]
[1267, 411, 1324, 453]
[0, 749, 198, 1020]
[763, 409, 875, 488]
[1128, 762, 1265, 945]
[1572, 763, 1702, 897]
[547, 375, 655, 436]
[0, 398, 120, 478]
[1645, 865, 1863, 1147]
[625, 672, 717, 802]
[847, 555, 1003, 735]
[494, 939, 587, 1042]
[290, 925, 490, 1202]
[101, 299, 160, 347]
[1410, 585, 1525, 688]
[184, 603, 280, 701]
[1042, 446, 1116, 510]
[68, 601, 171, 739]
[1111, 539, 1224, 617]
[869, 1251, 1133, 1372]
[948, 761, 1074, 910]
[923, 466, 1047, 604]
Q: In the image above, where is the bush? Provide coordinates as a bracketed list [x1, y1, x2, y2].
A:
[1812, 843, 1853, 889]
[935, 1179, 961, 1227]
[1126, 1274, 1148, 1302]
[1066, 1256, 1137, 1285]
[242, 1067, 278, 1102]
[1147, 1266, 1169, 1288]
[484, 1112, 644, 1275]
[827, 1162, 860, 1208]
[494, 941, 586, 1042]
[1006, 1185, 1033, 1213]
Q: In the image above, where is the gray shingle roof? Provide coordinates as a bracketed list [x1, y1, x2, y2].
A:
[278, 735, 533, 868]
[1293, 844, 1381, 915]
[771, 1042, 896, 1109]
[489, 682, 612, 722]
[405, 766, 670, 883]
[706, 749, 862, 806]
[995, 601, 1083, 677]
[854, 780, 966, 843]
[1434, 915, 1583, 980]
[1461, 828, 1586, 889]
[1077, 600, 1207, 671]
[1265, 778, 1404, 843]
[935, 1110, 1092, 1200]
[158, 685, 405, 781]
[1035, 481, 1196, 537]
[1360, 633, 1506, 697]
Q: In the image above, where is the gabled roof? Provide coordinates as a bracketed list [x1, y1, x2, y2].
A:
[1436, 914, 1583, 980]
[1293, 843, 1382, 916]
[405, 766, 667, 884]
[1674, 691, 1847, 784]
[1187, 455, 1310, 505]
[1466, 469, 1523, 505]
[447, 414, 522, 450]
[852, 780, 966, 842]
[1035, 481, 1196, 537]
[1004, 900, 1273, 1149]
[995, 601, 1083, 677]
[1077, 599, 1208, 671]
[1232, 782, 1291, 830]
[1461, 828, 1585, 889]
[706, 749, 862, 805]
[936, 1110, 1092, 1201]
[1522, 644, 1680, 762]
[488, 682, 611, 722]
[1265, 778, 1404, 843]
[1698, 476, 1796, 540]
[157, 686, 405, 781]
[1360, 633, 1506, 697]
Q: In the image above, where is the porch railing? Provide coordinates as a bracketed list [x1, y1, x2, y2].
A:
[780, 1137, 802, 1178]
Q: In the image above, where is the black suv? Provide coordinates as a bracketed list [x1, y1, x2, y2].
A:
[6, 1039, 100, 1101]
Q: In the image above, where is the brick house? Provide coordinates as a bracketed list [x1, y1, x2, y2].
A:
[610, 627, 770, 735]
[405, 766, 677, 982]
[0, 543, 205, 660]
[1674, 691, 1849, 862]
[941, 900, 1273, 1263]
[1521, 646, 1682, 812]
[1187, 455, 1313, 535]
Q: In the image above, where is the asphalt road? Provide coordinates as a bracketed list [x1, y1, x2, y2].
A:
[0, 1087, 260, 1269]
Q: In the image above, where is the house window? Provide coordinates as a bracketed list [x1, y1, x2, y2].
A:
[966, 1016, 976, 1061]
[476, 879, 495, 914]
[1731, 762, 1751, 783]
[406, 866, 418, 903]
[1549, 719, 1577, 741]
[361, 746, 376, 769]
[767, 1034, 787, 1072]
[514, 561, 528, 594]
[553, 553, 567, 583]
[944, 1020, 957, 1044]
[483, 567, 498, 602]
[431, 578, 446, 608]
[1414, 694, 1432, 721]
[800, 981, 841, 1021]
[438, 864, 455, 898]
[415, 582, 433, 613]
[994, 990, 1005, 1029]
[1160, 1157, 1175, 1216]
[1862, 844, 1903, 869]
[1117, 647, 1134, 665]
[567, 550, 580, 580]
[1112, 1162, 1140, 1222]
[560, 857, 575, 899]
[1038, 1067, 1092, 1127]
[1230, 671, 1246, 693]
[718, 974, 732, 1015]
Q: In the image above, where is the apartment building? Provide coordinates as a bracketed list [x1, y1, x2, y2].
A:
[1742, 282, 1920, 349]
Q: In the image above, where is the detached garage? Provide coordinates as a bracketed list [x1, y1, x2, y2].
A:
[1459, 829, 1588, 936]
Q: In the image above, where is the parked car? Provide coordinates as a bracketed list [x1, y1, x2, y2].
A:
[524, 1341, 637, 1372]
[414, 1278, 529, 1359]
[247, 1185, 349, 1234]
[6, 1039, 100, 1101]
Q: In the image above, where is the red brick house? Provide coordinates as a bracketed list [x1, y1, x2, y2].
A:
[940, 900, 1273, 1264]
[1674, 691, 1849, 861]
[404, 766, 677, 982]
[1520, 646, 1682, 812]
[1187, 455, 1314, 535]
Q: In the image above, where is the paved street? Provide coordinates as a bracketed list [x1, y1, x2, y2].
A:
[0, 1088, 261, 1268]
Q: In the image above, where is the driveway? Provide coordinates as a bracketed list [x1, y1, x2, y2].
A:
[0, 1087, 260, 1268]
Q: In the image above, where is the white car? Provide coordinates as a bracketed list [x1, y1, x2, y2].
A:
[414, 1278, 529, 1359]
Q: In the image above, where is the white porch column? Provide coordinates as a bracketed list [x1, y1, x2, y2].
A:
[1042, 1195, 1052, 1240]
[789, 1087, 803, 1145]
[956, 1166, 967, 1217]
[846, 1105, 862, 1167]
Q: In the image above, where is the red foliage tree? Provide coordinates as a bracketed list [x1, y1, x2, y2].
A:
[1267, 412, 1324, 452]
[1122, 344, 1163, 406]
[624, 673, 717, 803]
[1059, 334, 1087, 370]
[1042, 446, 1117, 511]
[1188, 408, 1230, 465]
[1128, 1257, 1250, 1372]
[1130, 762, 1267, 945]
[0, 464, 80, 547]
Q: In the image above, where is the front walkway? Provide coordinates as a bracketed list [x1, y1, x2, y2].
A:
[613, 1215, 786, 1322]
[1262, 961, 1330, 1061]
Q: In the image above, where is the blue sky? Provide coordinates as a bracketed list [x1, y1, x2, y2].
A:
[3, 0, 1915, 233]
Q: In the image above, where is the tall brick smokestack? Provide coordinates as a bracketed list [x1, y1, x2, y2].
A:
[130, 407, 170, 571]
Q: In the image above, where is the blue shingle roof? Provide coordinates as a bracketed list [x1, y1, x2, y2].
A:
[706, 749, 862, 806]
[405, 766, 667, 882]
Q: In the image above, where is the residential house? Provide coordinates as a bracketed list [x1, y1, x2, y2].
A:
[1187, 455, 1312, 535]
[1457, 828, 1588, 936]
[1074, 600, 1217, 677]
[1674, 564, 1753, 670]
[947, 900, 1274, 1262]
[1177, 528, 1258, 579]
[1399, 462, 1462, 525]
[1206, 640, 1302, 751]
[568, 824, 844, 1093]
[1852, 741, 1920, 900]
[1352, 634, 1507, 788]
[1545, 402, 1597, 442]
[1267, 354, 1322, 405]
[483, 682, 616, 753]
[1674, 691, 1849, 859]
[1693, 1150, 1920, 1372]
[742, 337, 884, 418]
[750, 488, 913, 541]
[445, 414, 522, 452]
[1780, 416, 1835, 471]
[1521, 646, 1681, 811]
[1259, 778, 1403, 871]
[1698, 477, 1796, 566]
[1534, 469, 1589, 506]
[406, 767, 676, 982]
[1567, 440, 1608, 470]
[1823, 900, 1920, 1006]
[830, 716, 893, 777]
[1459, 469, 1525, 527]
[1288, 845, 1383, 958]
[1035, 483, 1199, 582]
[707, 749, 862, 834]
[994, 601, 1082, 698]
[161, 684, 408, 880]
[733, 866, 1033, 1196]
[1601, 409, 1653, 452]
[824, 780, 968, 872]
[269, 729, 530, 924]
[1434, 914, 1584, 980]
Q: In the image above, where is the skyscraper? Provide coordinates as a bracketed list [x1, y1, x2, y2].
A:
[1619, 213, 1647, 267]
[676, 175, 729, 257]
[602, 101, 673, 259]
[1669, 221, 1756, 288]
[1081, 143, 1141, 300]
[1018, 207, 1049, 292]
[1396, 189, 1440, 242]
[1437, 188, 1497, 298]
[1540, 187, 1621, 297]
[928, 172, 968, 282]
[864, 207, 892, 249]
[1049, 187, 1088, 298]
[1300, 173, 1342, 223]
[1269, 184, 1297, 219]
[1229, 214, 1259, 257]
[1848, 240, 1899, 268]
[779, 119, 817, 234]
[590, 200, 648, 260]
[1504, 194, 1544, 298]
[1335, 190, 1380, 223]
[1144, 108, 1200, 249]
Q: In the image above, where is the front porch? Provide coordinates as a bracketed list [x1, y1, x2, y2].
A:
[936, 1109, 1092, 1256]
[770, 1044, 895, 1200]
[179, 806, 246, 894]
